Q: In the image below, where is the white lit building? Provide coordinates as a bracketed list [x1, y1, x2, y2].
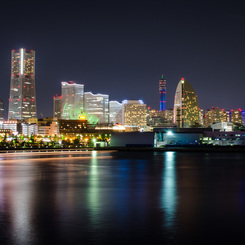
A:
[109, 101, 123, 125]
[61, 81, 84, 120]
[0, 120, 22, 135]
[21, 123, 38, 136]
[84, 92, 109, 124]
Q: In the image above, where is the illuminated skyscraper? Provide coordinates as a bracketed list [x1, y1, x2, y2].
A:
[61, 81, 84, 120]
[159, 74, 166, 111]
[230, 109, 243, 125]
[84, 92, 109, 124]
[173, 78, 199, 128]
[122, 100, 146, 130]
[8, 49, 36, 120]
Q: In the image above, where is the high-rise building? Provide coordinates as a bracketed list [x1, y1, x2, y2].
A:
[53, 95, 62, 119]
[173, 78, 199, 128]
[230, 109, 243, 125]
[204, 107, 229, 127]
[61, 81, 84, 120]
[109, 101, 123, 124]
[8, 48, 37, 120]
[159, 74, 166, 111]
[0, 99, 4, 121]
[122, 100, 146, 130]
[84, 92, 109, 124]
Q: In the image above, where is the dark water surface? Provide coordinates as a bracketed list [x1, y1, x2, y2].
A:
[0, 151, 245, 244]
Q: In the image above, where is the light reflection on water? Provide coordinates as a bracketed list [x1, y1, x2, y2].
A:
[0, 151, 245, 244]
[162, 151, 177, 230]
[88, 150, 100, 228]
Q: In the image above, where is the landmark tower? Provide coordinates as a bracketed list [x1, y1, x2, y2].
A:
[8, 49, 36, 120]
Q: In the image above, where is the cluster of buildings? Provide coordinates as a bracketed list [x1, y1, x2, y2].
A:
[0, 48, 245, 147]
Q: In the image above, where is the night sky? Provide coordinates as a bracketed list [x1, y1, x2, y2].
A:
[1, 0, 245, 118]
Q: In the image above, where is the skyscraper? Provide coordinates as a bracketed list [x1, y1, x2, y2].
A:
[230, 109, 243, 125]
[61, 81, 84, 120]
[122, 100, 146, 130]
[159, 74, 166, 111]
[8, 49, 37, 120]
[0, 99, 4, 121]
[173, 78, 199, 128]
[53, 95, 62, 119]
[204, 107, 228, 127]
[109, 101, 123, 124]
[84, 92, 109, 124]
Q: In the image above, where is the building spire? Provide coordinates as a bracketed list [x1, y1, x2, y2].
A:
[159, 74, 166, 111]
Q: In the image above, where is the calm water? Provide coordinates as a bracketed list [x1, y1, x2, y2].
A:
[0, 150, 245, 244]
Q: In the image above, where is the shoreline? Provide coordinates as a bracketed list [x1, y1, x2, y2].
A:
[1, 145, 245, 153]
[97, 146, 245, 152]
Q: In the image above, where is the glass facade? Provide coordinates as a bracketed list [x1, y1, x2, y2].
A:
[109, 101, 123, 124]
[61, 81, 84, 120]
[84, 92, 109, 124]
[174, 79, 199, 128]
[8, 49, 36, 120]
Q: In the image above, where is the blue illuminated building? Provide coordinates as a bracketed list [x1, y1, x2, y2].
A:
[159, 74, 166, 111]
[242, 111, 245, 125]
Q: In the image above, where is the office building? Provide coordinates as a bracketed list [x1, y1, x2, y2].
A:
[122, 100, 146, 130]
[53, 95, 62, 119]
[230, 109, 243, 125]
[0, 99, 4, 121]
[0, 120, 22, 134]
[173, 78, 199, 128]
[61, 81, 84, 120]
[84, 92, 109, 124]
[109, 101, 123, 124]
[159, 74, 166, 111]
[8, 48, 37, 120]
[204, 107, 229, 127]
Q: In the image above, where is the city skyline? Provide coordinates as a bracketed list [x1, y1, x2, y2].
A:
[1, 1, 245, 118]
[1, 47, 245, 121]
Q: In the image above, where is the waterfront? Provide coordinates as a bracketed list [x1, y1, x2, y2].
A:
[0, 151, 245, 244]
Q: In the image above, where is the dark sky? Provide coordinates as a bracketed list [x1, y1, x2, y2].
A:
[1, 0, 245, 118]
